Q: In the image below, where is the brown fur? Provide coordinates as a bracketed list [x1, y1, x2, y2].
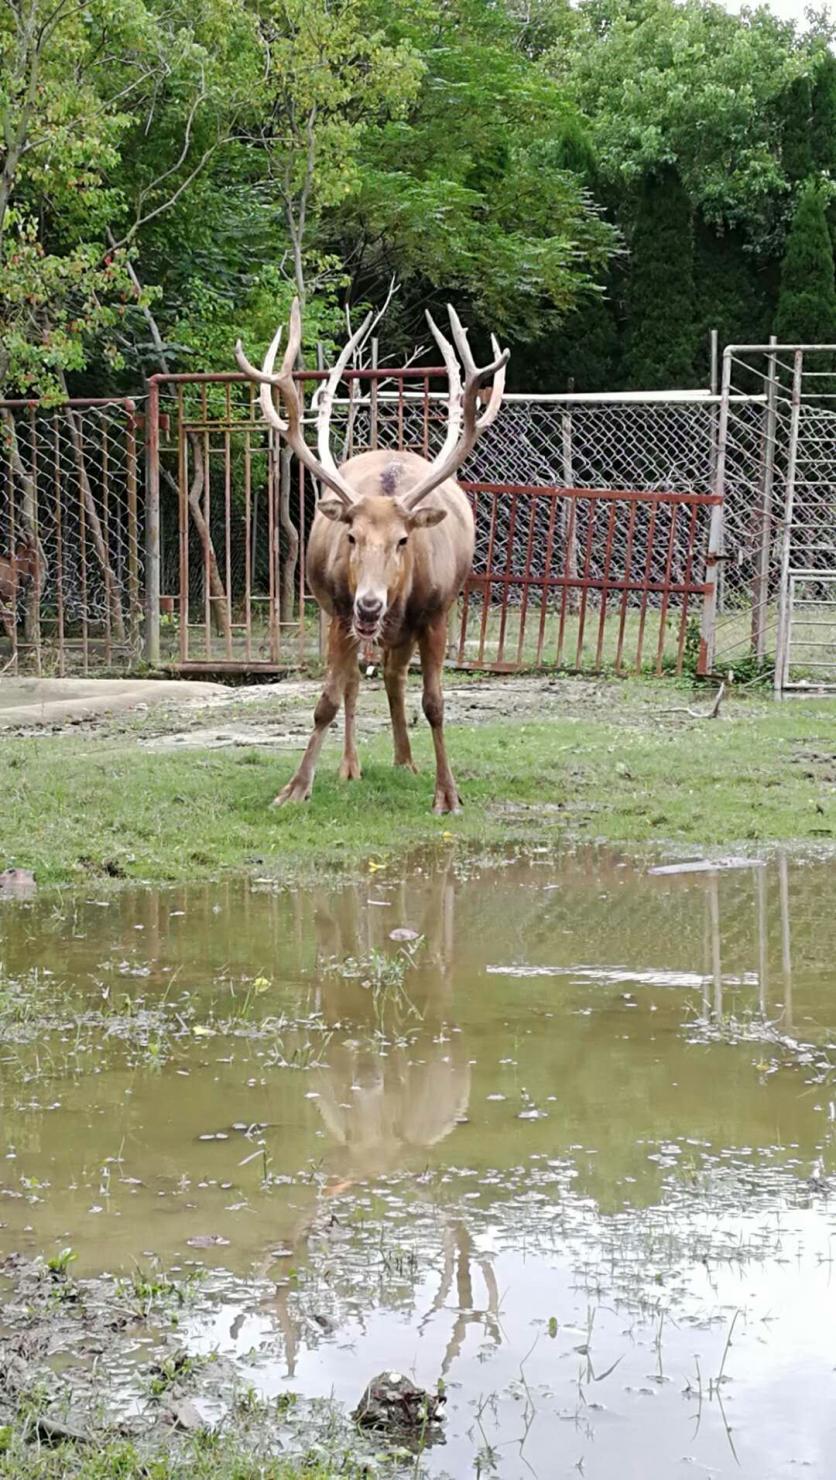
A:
[274, 450, 475, 813]
[0, 541, 40, 641]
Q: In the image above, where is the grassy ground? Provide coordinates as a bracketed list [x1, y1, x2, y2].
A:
[0, 1437, 345, 1480]
[1, 676, 833, 885]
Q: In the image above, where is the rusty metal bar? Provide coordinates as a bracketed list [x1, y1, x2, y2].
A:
[53, 413, 65, 676]
[224, 393, 233, 662]
[495, 491, 518, 665]
[675, 501, 701, 674]
[144, 380, 161, 664]
[534, 490, 559, 667]
[654, 502, 679, 674]
[634, 499, 659, 670]
[594, 500, 618, 668]
[476, 491, 499, 666]
[125, 401, 139, 649]
[101, 412, 112, 666]
[267, 429, 279, 664]
[243, 427, 252, 662]
[515, 492, 539, 665]
[555, 497, 577, 667]
[574, 499, 598, 666]
[178, 385, 189, 664]
[614, 500, 638, 674]
[78, 412, 89, 675]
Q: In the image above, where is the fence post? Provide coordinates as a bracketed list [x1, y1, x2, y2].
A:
[144, 377, 161, 665]
[773, 349, 803, 696]
[560, 406, 578, 609]
[751, 335, 778, 659]
[370, 337, 379, 449]
[699, 347, 731, 674]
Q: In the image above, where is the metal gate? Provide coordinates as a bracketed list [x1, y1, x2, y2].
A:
[145, 372, 733, 678]
[709, 343, 836, 691]
[0, 399, 141, 674]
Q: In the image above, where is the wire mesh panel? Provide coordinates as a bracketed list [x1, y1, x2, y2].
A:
[0, 400, 140, 674]
[709, 345, 836, 687]
[783, 572, 836, 689]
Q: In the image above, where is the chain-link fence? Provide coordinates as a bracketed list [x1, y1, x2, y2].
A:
[0, 399, 141, 673]
[6, 356, 833, 681]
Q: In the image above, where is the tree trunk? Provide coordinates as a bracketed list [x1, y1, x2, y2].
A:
[61, 400, 126, 644]
[185, 435, 231, 639]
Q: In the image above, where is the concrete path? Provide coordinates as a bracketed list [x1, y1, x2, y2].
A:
[0, 678, 227, 729]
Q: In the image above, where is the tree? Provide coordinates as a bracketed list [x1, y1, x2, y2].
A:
[694, 217, 771, 380]
[546, 0, 815, 249]
[330, 0, 616, 352]
[811, 52, 836, 176]
[781, 76, 814, 184]
[622, 166, 696, 389]
[775, 179, 836, 344]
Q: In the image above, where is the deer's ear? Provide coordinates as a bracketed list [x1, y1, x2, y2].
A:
[318, 498, 351, 523]
[410, 506, 447, 529]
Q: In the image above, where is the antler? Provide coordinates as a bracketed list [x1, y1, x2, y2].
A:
[235, 298, 366, 507]
[235, 297, 508, 512]
[400, 307, 509, 511]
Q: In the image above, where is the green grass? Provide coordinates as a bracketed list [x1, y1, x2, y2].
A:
[1, 678, 833, 885]
[0, 1434, 358, 1478]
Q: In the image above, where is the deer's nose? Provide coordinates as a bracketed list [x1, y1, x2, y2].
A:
[356, 595, 383, 620]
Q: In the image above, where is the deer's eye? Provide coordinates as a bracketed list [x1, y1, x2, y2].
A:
[398, 536, 408, 548]
[347, 534, 356, 546]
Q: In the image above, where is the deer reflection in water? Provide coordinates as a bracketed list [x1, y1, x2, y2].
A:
[260, 859, 500, 1377]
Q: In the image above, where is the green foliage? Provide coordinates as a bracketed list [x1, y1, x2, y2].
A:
[4, 0, 836, 396]
[811, 53, 836, 175]
[622, 166, 696, 389]
[547, 0, 809, 244]
[781, 76, 814, 183]
[775, 180, 836, 344]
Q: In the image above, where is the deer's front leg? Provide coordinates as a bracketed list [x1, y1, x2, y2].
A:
[384, 637, 417, 773]
[274, 621, 358, 806]
[419, 614, 461, 815]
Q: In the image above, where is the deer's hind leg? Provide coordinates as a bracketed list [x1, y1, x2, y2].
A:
[418, 613, 461, 815]
[273, 620, 358, 806]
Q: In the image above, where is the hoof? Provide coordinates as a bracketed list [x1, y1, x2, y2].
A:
[339, 758, 362, 781]
[272, 779, 312, 806]
[394, 759, 419, 775]
[432, 793, 462, 816]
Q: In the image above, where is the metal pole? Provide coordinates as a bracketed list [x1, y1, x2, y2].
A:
[708, 331, 723, 617]
[699, 347, 731, 674]
[144, 378, 161, 665]
[370, 337, 379, 450]
[751, 336, 778, 659]
[773, 349, 803, 696]
[709, 329, 719, 396]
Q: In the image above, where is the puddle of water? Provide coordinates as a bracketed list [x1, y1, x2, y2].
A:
[0, 846, 835, 1478]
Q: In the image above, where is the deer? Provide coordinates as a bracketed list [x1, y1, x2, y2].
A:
[0, 539, 41, 643]
[235, 299, 508, 814]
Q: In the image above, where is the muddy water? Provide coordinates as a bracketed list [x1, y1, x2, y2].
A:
[1, 847, 834, 1478]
